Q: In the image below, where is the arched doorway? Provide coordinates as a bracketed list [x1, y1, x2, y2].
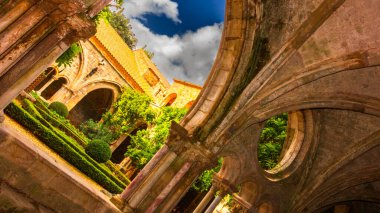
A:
[68, 88, 114, 126]
[41, 77, 67, 100]
[111, 124, 148, 164]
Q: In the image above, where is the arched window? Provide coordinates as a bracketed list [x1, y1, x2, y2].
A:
[41, 77, 67, 100]
[184, 100, 195, 109]
[25, 67, 56, 92]
[164, 93, 177, 106]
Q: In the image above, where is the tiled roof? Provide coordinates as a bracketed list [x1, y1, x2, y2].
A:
[93, 19, 153, 96]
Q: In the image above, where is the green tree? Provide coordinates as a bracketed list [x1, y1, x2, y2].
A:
[258, 113, 288, 169]
[126, 107, 187, 169]
[192, 158, 223, 192]
[102, 88, 156, 137]
[108, 10, 137, 49]
[95, 7, 137, 49]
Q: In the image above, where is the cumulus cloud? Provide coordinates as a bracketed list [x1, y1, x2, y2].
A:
[123, 0, 181, 23]
[130, 19, 223, 85]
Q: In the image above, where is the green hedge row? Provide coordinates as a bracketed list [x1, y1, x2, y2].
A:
[30, 92, 90, 145]
[5, 102, 124, 194]
[26, 94, 131, 186]
[105, 161, 131, 185]
[35, 104, 89, 147]
[22, 99, 127, 189]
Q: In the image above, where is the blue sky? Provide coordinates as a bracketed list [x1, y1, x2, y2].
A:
[123, 0, 225, 85]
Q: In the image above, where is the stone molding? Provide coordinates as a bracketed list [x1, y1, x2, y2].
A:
[166, 121, 217, 170]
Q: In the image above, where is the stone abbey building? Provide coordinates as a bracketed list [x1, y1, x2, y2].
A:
[26, 19, 201, 126]
[1, 0, 380, 212]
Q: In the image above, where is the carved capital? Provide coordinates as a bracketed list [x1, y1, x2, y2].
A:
[213, 173, 239, 194]
[166, 122, 217, 170]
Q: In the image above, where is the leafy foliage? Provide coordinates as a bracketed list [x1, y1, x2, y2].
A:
[80, 119, 115, 144]
[49, 101, 69, 118]
[108, 10, 137, 49]
[55, 43, 82, 68]
[192, 158, 223, 192]
[86, 139, 112, 163]
[126, 107, 187, 169]
[94, 7, 137, 49]
[142, 45, 154, 59]
[103, 88, 156, 137]
[5, 102, 124, 193]
[258, 113, 288, 170]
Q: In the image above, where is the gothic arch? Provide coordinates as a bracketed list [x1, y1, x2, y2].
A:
[66, 80, 122, 110]
[40, 77, 68, 100]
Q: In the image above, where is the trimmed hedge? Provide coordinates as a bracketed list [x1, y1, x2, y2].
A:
[21, 99, 126, 189]
[5, 102, 124, 193]
[34, 104, 89, 147]
[86, 139, 112, 163]
[105, 161, 131, 185]
[49, 101, 69, 118]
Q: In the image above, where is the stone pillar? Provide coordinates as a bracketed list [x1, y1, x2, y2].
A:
[112, 122, 217, 212]
[121, 145, 170, 200]
[146, 162, 192, 213]
[0, 0, 108, 121]
[0, 0, 36, 37]
[37, 77, 56, 95]
[193, 186, 218, 213]
[205, 192, 225, 213]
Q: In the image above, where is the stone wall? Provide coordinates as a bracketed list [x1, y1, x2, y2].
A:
[0, 117, 120, 213]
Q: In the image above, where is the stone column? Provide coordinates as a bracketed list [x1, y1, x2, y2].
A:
[146, 162, 192, 213]
[0, 0, 101, 120]
[128, 151, 177, 208]
[193, 185, 218, 213]
[37, 77, 57, 95]
[0, 0, 36, 33]
[113, 122, 217, 212]
[205, 191, 226, 213]
[110, 144, 171, 209]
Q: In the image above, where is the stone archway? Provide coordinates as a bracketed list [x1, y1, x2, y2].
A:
[111, 124, 148, 164]
[67, 88, 114, 126]
[25, 67, 57, 92]
[41, 77, 67, 100]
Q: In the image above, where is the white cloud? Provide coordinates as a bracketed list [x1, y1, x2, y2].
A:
[123, 0, 181, 23]
[130, 19, 223, 85]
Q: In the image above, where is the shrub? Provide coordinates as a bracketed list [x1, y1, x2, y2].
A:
[80, 119, 115, 144]
[49, 101, 69, 118]
[4, 102, 124, 193]
[86, 139, 112, 163]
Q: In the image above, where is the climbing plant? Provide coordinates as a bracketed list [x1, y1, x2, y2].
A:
[55, 42, 82, 68]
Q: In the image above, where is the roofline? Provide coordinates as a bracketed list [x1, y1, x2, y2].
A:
[89, 36, 145, 93]
[134, 49, 171, 88]
[173, 79, 203, 89]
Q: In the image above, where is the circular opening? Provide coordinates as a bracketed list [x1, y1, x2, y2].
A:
[258, 111, 306, 180]
[257, 113, 288, 170]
